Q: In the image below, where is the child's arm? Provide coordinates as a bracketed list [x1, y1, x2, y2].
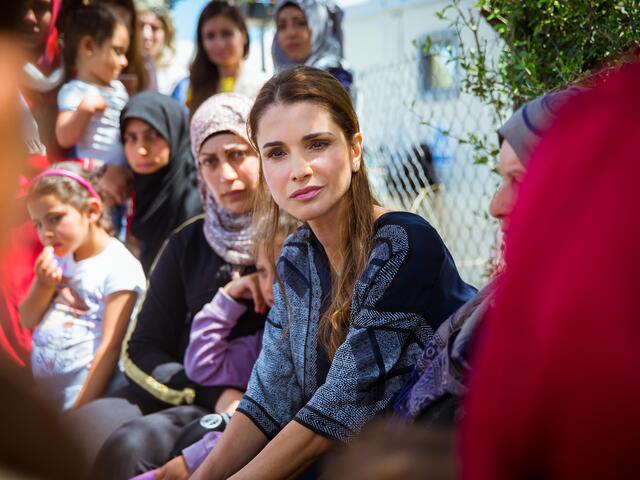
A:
[19, 246, 62, 329]
[184, 274, 264, 387]
[55, 94, 106, 149]
[71, 289, 138, 409]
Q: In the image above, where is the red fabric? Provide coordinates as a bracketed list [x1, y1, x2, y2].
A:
[461, 64, 640, 480]
[0, 222, 41, 367]
[41, 0, 62, 70]
[0, 153, 62, 367]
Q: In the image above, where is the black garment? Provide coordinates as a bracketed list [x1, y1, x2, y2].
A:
[65, 392, 145, 467]
[124, 215, 266, 412]
[91, 405, 208, 480]
[120, 91, 202, 273]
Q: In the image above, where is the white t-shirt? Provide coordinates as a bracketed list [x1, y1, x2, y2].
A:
[31, 239, 146, 411]
[57, 79, 129, 166]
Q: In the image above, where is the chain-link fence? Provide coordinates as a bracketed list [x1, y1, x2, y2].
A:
[356, 55, 500, 288]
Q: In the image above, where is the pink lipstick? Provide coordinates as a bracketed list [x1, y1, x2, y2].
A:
[290, 186, 323, 200]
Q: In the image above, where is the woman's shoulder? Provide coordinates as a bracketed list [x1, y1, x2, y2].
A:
[159, 214, 208, 255]
[169, 214, 206, 240]
[374, 211, 440, 242]
[371, 211, 448, 266]
[149, 214, 225, 280]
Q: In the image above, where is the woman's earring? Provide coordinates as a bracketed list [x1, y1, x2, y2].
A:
[352, 158, 361, 173]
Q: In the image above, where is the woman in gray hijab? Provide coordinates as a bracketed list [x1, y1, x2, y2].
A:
[393, 86, 585, 424]
[272, 0, 354, 93]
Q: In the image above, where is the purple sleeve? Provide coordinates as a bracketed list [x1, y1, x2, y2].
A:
[184, 288, 263, 389]
[128, 469, 159, 480]
[182, 431, 223, 473]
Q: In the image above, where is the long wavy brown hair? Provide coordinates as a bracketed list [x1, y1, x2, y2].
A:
[190, 1, 249, 115]
[249, 66, 377, 358]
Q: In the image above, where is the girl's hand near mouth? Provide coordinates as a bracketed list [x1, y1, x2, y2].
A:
[34, 245, 63, 287]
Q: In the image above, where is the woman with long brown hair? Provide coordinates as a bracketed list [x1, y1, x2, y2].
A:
[191, 66, 475, 479]
[171, 0, 268, 114]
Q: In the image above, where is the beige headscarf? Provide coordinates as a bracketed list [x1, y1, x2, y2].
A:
[189, 93, 257, 266]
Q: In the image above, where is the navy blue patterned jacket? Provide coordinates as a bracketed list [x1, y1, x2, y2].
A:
[236, 212, 476, 442]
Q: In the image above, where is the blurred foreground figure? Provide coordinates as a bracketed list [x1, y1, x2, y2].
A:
[326, 421, 457, 480]
[0, 25, 87, 480]
[0, 11, 39, 366]
[462, 64, 640, 480]
[0, 43, 25, 226]
[0, 359, 87, 479]
[1, 0, 63, 368]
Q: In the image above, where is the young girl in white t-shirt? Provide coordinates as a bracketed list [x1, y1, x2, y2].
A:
[56, 4, 132, 234]
[19, 162, 146, 412]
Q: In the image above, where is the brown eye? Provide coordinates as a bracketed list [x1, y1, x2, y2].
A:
[266, 148, 286, 159]
[200, 156, 219, 169]
[228, 150, 247, 161]
[309, 140, 329, 151]
[147, 130, 160, 142]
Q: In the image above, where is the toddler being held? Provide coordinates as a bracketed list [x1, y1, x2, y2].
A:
[56, 4, 131, 215]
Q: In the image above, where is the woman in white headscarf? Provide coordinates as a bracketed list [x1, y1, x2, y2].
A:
[272, 0, 355, 94]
